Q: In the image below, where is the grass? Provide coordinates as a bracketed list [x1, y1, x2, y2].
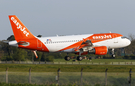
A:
[0, 83, 57, 86]
[0, 59, 135, 86]
[0, 72, 135, 86]
[54, 58, 135, 62]
[0, 63, 134, 72]
[0, 59, 134, 72]
[0, 82, 115, 86]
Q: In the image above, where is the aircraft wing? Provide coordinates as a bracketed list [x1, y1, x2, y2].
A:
[74, 39, 93, 51]
[2, 40, 9, 44]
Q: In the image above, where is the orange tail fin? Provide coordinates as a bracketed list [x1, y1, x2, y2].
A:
[9, 15, 35, 41]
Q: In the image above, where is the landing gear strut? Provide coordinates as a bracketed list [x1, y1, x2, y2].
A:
[77, 49, 83, 61]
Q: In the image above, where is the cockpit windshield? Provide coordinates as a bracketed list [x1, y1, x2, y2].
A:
[121, 36, 128, 39]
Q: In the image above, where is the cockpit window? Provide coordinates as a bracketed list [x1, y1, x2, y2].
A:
[121, 36, 128, 39]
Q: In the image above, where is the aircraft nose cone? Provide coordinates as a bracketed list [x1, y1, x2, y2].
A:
[126, 39, 131, 46]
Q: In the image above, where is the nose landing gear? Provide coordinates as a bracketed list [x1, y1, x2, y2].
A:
[112, 54, 115, 58]
[112, 49, 115, 58]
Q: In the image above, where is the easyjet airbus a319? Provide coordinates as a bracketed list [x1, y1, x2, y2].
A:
[6, 15, 131, 61]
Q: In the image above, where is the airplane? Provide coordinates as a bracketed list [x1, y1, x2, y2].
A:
[6, 15, 131, 61]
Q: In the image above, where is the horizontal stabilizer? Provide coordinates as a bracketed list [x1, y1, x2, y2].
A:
[17, 41, 29, 46]
[2, 40, 9, 44]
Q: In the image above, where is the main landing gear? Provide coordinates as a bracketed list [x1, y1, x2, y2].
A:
[64, 56, 71, 61]
[64, 56, 83, 61]
[77, 56, 83, 61]
[64, 52, 83, 61]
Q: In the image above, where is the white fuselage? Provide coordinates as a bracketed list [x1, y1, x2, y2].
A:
[37, 34, 131, 52]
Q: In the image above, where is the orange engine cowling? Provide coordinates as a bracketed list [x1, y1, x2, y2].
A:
[89, 46, 108, 55]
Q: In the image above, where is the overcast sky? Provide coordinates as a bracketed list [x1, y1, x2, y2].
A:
[0, 0, 135, 40]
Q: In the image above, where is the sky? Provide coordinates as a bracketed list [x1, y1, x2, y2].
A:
[0, 0, 135, 40]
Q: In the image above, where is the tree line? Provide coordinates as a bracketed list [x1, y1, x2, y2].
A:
[0, 34, 135, 61]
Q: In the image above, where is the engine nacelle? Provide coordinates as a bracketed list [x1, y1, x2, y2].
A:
[89, 46, 108, 55]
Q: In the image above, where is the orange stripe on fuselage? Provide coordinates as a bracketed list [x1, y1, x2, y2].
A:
[59, 33, 123, 51]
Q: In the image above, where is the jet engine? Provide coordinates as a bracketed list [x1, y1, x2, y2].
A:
[89, 46, 108, 55]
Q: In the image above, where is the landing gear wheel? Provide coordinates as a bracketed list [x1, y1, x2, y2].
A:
[77, 56, 83, 61]
[112, 54, 115, 58]
[64, 56, 70, 61]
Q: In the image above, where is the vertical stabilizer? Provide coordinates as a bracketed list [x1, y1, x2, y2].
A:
[9, 15, 35, 41]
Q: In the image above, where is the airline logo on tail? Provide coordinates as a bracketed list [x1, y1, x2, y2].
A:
[11, 17, 29, 37]
[8, 15, 49, 53]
